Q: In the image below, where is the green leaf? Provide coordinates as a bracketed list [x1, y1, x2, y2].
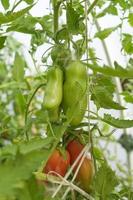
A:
[87, 63, 133, 78]
[106, 5, 118, 15]
[14, 92, 26, 115]
[96, 4, 118, 18]
[101, 114, 133, 128]
[95, 27, 116, 40]
[0, 36, 6, 49]
[24, 0, 34, 4]
[15, 177, 44, 200]
[0, 81, 26, 89]
[1, 0, 10, 10]
[0, 137, 54, 157]
[0, 62, 7, 81]
[12, 53, 25, 82]
[0, 4, 34, 25]
[91, 75, 125, 110]
[55, 27, 69, 42]
[121, 91, 133, 103]
[38, 15, 53, 38]
[93, 162, 118, 199]
[0, 150, 48, 198]
[19, 137, 54, 154]
[7, 15, 37, 34]
[92, 86, 125, 110]
[67, 3, 84, 34]
[122, 34, 133, 54]
[118, 134, 133, 152]
[128, 13, 133, 26]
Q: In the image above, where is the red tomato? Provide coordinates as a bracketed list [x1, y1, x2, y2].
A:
[66, 140, 84, 166]
[43, 149, 70, 177]
[67, 140, 94, 192]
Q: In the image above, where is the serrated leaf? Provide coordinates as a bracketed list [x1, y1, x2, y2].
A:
[38, 15, 53, 38]
[12, 53, 25, 82]
[92, 86, 125, 110]
[128, 13, 133, 26]
[122, 34, 133, 54]
[7, 15, 37, 34]
[0, 150, 48, 197]
[0, 4, 34, 25]
[91, 75, 125, 110]
[102, 114, 133, 128]
[96, 4, 118, 18]
[95, 27, 116, 40]
[0, 36, 6, 49]
[87, 63, 133, 78]
[106, 5, 118, 15]
[19, 137, 54, 154]
[93, 162, 118, 199]
[1, 0, 9, 10]
[0, 136, 56, 198]
[67, 3, 84, 34]
[0, 137, 54, 157]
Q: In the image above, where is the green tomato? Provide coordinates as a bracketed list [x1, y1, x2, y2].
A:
[44, 67, 63, 110]
[62, 61, 88, 126]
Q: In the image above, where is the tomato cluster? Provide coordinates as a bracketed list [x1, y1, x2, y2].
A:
[43, 50, 93, 192]
[43, 140, 94, 192]
[44, 60, 88, 126]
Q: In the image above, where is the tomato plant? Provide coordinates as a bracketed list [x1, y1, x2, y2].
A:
[0, 0, 133, 199]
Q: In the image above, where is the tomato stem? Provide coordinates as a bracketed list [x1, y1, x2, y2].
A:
[24, 83, 45, 141]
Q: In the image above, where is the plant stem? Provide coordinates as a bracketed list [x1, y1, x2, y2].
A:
[87, 0, 99, 14]
[24, 83, 45, 141]
[127, 152, 132, 188]
[53, 1, 61, 34]
[11, 0, 23, 12]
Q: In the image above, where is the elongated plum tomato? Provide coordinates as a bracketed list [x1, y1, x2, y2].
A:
[67, 140, 94, 192]
[43, 149, 70, 177]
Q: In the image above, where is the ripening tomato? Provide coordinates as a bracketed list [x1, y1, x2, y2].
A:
[43, 149, 70, 177]
[67, 140, 94, 192]
[67, 140, 84, 166]
[76, 157, 93, 192]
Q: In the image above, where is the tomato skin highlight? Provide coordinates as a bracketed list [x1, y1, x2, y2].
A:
[62, 61, 87, 126]
[44, 67, 63, 110]
[67, 140, 94, 192]
[44, 149, 70, 177]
